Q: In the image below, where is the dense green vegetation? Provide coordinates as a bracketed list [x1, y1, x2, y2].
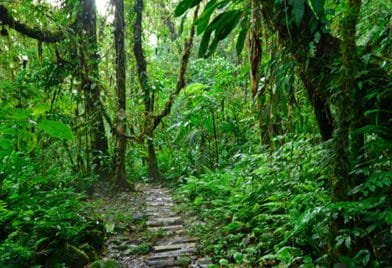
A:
[0, 0, 391, 267]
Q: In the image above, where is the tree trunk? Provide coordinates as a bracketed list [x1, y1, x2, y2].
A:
[113, 0, 132, 190]
[330, 0, 361, 261]
[146, 132, 160, 179]
[77, 0, 109, 173]
[133, 0, 160, 179]
[260, 1, 335, 141]
[133, 0, 199, 179]
[248, 0, 262, 98]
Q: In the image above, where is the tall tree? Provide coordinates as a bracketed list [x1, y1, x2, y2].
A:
[1, 2, 109, 174]
[133, 0, 160, 179]
[113, 0, 131, 189]
[133, 0, 199, 179]
[76, 0, 109, 173]
[330, 0, 361, 260]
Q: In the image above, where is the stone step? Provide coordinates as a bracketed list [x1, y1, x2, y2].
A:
[149, 248, 198, 260]
[147, 211, 178, 217]
[146, 209, 175, 215]
[155, 236, 199, 246]
[190, 257, 213, 268]
[145, 190, 171, 195]
[146, 201, 175, 207]
[143, 185, 202, 267]
[153, 242, 196, 252]
[148, 224, 184, 233]
[147, 217, 183, 227]
[147, 258, 179, 267]
[146, 197, 173, 202]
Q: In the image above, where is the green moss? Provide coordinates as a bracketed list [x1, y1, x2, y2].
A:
[89, 259, 122, 268]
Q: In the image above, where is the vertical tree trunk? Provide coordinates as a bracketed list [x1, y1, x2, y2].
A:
[77, 0, 109, 173]
[259, 1, 335, 141]
[330, 0, 361, 261]
[133, 1, 199, 179]
[113, 0, 131, 189]
[147, 133, 160, 179]
[248, 0, 269, 147]
[133, 0, 160, 179]
[248, 0, 262, 98]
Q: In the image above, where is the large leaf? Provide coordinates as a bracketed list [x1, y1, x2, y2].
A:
[215, 11, 242, 40]
[293, 0, 305, 27]
[37, 120, 74, 140]
[206, 10, 241, 36]
[198, 29, 213, 58]
[174, 0, 203, 17]
[236, 26, 248, 56]
[198, 10, 242, 57]
[1, 108, 32, 121]
[308, 0, 325, 21]
[196, 0, 219, 35]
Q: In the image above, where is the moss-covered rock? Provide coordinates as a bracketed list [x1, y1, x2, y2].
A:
[89, 259, 122, 268]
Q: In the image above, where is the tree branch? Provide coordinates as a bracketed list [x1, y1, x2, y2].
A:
[0, 5, 65, 42]
[152, 5, 199, 130]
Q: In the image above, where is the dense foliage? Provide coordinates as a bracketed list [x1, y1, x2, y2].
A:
[0, 0, 391, 266]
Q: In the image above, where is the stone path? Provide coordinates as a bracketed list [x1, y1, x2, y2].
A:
[144, 185, 211, 268]
[98, 183, 211, 268]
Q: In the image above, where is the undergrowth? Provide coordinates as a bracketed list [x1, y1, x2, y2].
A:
[176, 133, 392, 267]
[177, 137, 332, 267]
[0, 152, 105, 267]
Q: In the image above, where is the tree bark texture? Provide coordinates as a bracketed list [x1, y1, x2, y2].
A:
[248, 0, 262, 98]
[133, 0, 160, 179]
[260, 1, 335, 141]
[77, 0, 109, 173]
[113, 0, 131, 189]
[133, 1, 199, 179]
[330, 0, 361, 261]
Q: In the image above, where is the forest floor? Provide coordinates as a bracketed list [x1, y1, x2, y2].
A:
[90, 183, 211, 268]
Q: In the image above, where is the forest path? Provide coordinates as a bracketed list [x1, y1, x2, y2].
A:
[100, 183, 211, 268]
[143, 184, 210, 267]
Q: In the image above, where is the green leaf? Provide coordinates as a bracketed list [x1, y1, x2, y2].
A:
[196, 0, 218, 35]
[224, 221, 244, 232]
[293, 0, 305, 27]
[1, 108, 32, 121]
[199, 29, 213, 58]
[233, 252, 244, 263]
[32, 103, 49, 116]
[353, 250, 370, 266]
[209, 10, 242, 41]
[0, 137, 12, 150]
[199, 10, 242, 57]
[17, 131, 37, 153]
[236, 26, 248, 56]
[308, 0, 325, 21]
[206, 39, 219, 57]
[104, 222, 115, 233]
[175, 0, 202, 17]
[37, 120, 74, 140]
[185, 83, 209, 94]
[219, 258, 229, 266]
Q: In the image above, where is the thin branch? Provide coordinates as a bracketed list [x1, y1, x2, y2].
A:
[152, 5, 200, 130]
